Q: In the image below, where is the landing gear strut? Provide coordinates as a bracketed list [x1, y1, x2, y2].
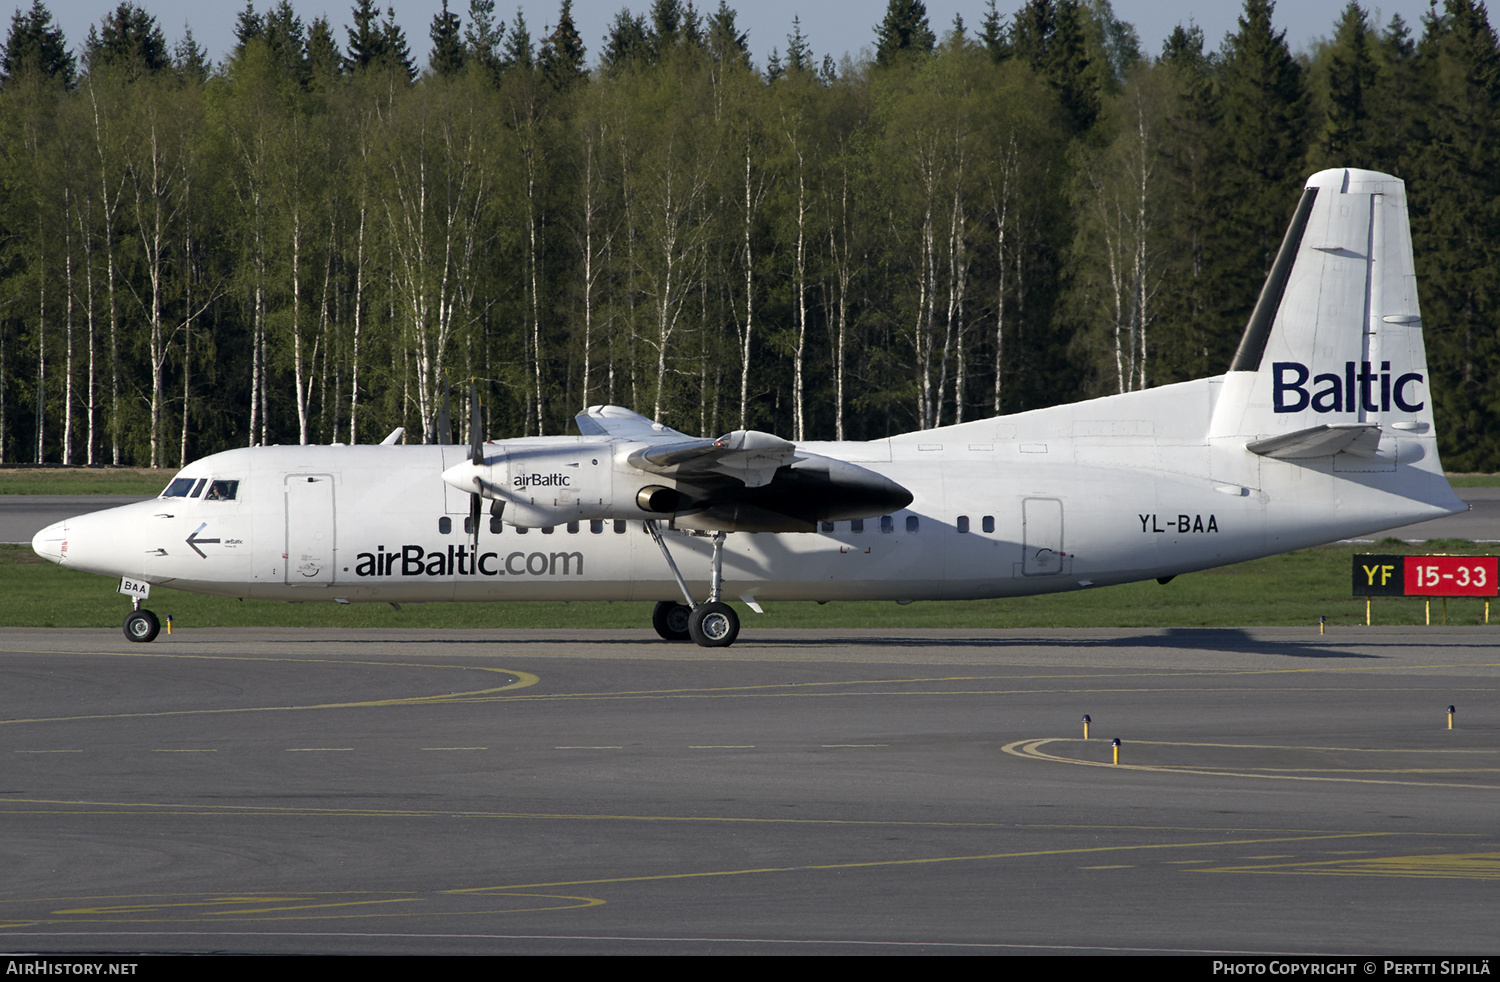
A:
[645, 520, 740, 648]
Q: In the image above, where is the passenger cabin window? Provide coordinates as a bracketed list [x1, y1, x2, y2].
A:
[567, 521, 580, 534]
[438, 517, 452, 534]
[542, 526, 555, 535]
[490, 517, 504, 534]
[982, 516, 995, 533]
[851, 519, 863, 533]
[906, 515, 919, 533]
[881, 515, 894, 533]
[820, 521, 835, 533]
[614, 520, 627, 534]
[957, 516, 970, 533]
[591, 519, 604, 534]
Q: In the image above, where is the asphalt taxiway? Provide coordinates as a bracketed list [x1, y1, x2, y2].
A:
[1, 625, 1497, 955]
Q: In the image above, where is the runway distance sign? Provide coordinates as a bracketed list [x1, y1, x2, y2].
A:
[1353, 555, 1499, 597]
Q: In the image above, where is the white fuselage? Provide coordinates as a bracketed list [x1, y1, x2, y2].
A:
[32, 375, 1464, 608]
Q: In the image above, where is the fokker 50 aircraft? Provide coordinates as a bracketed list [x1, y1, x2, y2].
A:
[32, 169, 1467, 646]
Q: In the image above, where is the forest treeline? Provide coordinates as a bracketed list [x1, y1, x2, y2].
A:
[2, 0, 1499, 470]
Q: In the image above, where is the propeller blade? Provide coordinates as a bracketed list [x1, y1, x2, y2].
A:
[437, 380, 453, 445]
[469, 382, 484, 466]
[468, 382, 484, 555]
[470, 489, 482, 555]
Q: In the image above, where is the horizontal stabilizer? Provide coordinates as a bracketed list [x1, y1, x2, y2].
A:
[1247, 423, 1381, 459]
[629, 430, 798, 488]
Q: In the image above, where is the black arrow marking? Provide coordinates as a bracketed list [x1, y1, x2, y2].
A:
[186, 522, 221, 559]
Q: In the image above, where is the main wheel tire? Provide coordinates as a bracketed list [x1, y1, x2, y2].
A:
[651, 600, 692, 642]
[123, 609, 160, 643]
[688, 601, 739, 648]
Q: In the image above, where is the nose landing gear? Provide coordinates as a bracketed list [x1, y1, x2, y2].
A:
[123, 606, 160, 643]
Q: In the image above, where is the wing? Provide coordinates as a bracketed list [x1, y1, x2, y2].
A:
[575, 405, 688, 439]
[454, 406, 912, 533]
[628, 429, 797, 489]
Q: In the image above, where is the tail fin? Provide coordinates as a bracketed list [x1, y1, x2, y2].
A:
[1208, 169, 1438, 472]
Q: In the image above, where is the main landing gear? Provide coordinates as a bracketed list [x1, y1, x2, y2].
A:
[123, 604, 160, 643]
[645, 521, 741, 648]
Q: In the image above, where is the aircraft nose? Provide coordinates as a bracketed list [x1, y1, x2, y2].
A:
[32, 519, 67, 564]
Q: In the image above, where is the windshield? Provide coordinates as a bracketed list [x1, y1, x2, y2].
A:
[161, 477, 239, 500]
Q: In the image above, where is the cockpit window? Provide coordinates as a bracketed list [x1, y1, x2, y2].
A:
[162, 477, 196, 497]
[203, 480, 239, 501]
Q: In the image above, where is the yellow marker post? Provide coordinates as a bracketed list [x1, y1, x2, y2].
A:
[1366, 598, 1371, 626]
[1318, 615, 1326, 636]
[166, 615, 172, 635]
[1426, 600, 1431, 626]
[1448, 705, 1456, 730]
[1082, 715, 1091, 740]
[1111, 738, 1121, 765]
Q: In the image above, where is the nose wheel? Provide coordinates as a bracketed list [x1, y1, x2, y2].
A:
[123, 608, 160, 643]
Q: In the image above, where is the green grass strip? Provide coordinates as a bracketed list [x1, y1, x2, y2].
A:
[4, 539, 1496, 631]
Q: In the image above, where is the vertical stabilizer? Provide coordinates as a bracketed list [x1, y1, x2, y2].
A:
[1208, 169, 1442, 475]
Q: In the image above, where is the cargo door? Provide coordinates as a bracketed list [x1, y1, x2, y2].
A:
[1022, 497, 1065, 576]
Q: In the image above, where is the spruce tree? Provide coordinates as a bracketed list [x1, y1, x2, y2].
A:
[430, 0, 466, 76]
[874, 0, 936, 67]
[705, 1, 749, 67]
[2, 1, 74, 87]
[344, 0, 382, 72]
[979, 0, 1011, 62]
[307, 17, 341, 84]
[1365, 14, 1417, 172]
[539, 0, 586, 90]
[1151, 23, 1223, 383]
[345, 0, 413, 78]
[603, 10, 649, 70]
[504, 11, 533, 71]
[381, 6, 416, 79]
[173, 27, 209, 86]
[258, 1, 310, 88]
[1210, 0, 1307, 365]
[465, 0, 503, 75]
[1011, 0, 1052, 69]
[84, 2, 169, 79]
[1046, 0, 1099, 132]
[1405, 0, 1500, 470]
[650, 0, 685, 55]
[1312, 2, 1378, 169]
[786, 16, 813, 74]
